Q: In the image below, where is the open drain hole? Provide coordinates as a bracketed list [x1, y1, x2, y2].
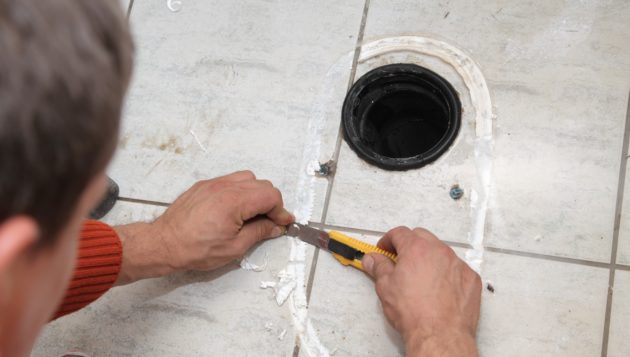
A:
[342, 63, 461, 170]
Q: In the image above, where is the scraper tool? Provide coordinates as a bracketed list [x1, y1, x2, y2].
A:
[286, 223, 397, 271]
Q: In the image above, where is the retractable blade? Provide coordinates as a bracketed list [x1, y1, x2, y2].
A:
[286, 223, 397, 271]
[286, 222, 330, 251]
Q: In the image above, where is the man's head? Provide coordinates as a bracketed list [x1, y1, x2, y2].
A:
[0, 0, 133, 354]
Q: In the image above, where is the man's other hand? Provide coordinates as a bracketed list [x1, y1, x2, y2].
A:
[114, 171, 294, 284]
[362, 227, 481, 356]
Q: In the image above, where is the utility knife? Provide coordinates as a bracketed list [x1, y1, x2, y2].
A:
[286, 223, 397, 271]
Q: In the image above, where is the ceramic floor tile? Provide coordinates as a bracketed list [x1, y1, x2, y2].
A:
[325, 0, 630, 261]
[616, 158, 630, 265]
[304, 230, 467, 356]
[109, 0, 363, 222]
[485, 80, 625, 262]
[306, 230, 608, 356]
[608, 270, 630, 357]
[478, 251, 608, 356]
[33, 201, 314, 356]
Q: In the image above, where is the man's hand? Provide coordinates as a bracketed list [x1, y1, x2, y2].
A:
[114, 171, 294, 285]
[361, 227, 481, 356]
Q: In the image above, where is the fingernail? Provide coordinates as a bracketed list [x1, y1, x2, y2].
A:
[362, 254, 374, 273]
[283, 211, 295, 223]
[271, 226, 285, 238]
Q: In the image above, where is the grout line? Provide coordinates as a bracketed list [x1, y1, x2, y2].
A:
[305, 248, 320, 303]
[126, 0, 134, 19]
[601, 90, 630, 357]
[309, 221, 384, 236]
[442, 241, 471, 249]
[117, 196, 171, 207]
[310, 221, 625, 270]
[615, 263, 630, 272]
[319, 0, 371, 224]
[485, 246, 611, 269]
[297, 3, 371, 355]
[345, 0, 371, 95]
[309, 221, 472, 249]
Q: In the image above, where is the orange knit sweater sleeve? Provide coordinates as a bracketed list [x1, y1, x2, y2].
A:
[53, 220, 122, 319]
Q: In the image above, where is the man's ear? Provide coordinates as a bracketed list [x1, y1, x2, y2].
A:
[0, 216, 39, 272]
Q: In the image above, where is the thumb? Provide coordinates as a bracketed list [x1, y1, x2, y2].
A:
[238, 218, 286, 247]
[362, 253, 395, 280]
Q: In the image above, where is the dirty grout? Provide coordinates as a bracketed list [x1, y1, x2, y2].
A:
[309, 221, 630, 271]
[601, 89, 630, 357]
[117, 196, 171, 207]
[319, 0, 371, 225]
[296, 1, 371, 355]
[310, 221, 472, 249]
[484, 246, 611, 270]
[126, 0, 134, 19]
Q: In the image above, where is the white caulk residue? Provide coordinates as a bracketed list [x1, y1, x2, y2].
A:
[278, 329, 287, 340]
[261, 270, 297, 305]
[189, 129, 208, 153]
[166, 0, 182, 12]
[264, 51, 353, 357]
[240, 249, 268, 272]
[274, 36, 492, 356]
[306, 160, 322, 176]
[240, 256, 267, 272]
[467, 135, 492, 273]
[259, 281, 276, 289]
[259, 262, 299, 305]
[360, 36, 493, 273]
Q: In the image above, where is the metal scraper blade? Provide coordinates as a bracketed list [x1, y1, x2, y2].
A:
[286, 223, 330, 251]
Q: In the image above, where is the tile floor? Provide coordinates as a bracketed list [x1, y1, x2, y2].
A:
[33, 0, 630, 356]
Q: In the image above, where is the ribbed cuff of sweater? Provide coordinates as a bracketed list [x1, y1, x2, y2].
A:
[53, 220, 122, 319]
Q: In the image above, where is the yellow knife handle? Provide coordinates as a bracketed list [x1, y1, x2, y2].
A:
[329, 230, 397, 271]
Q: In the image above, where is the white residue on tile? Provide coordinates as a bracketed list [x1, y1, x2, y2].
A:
[467, 134, 493, 274]
[273, 267, 298, 305]
[273, 50, 355, 357]
[240, 250, 268, 272]
[306, 160, 322, 176]
[166, 0, 182, 12]
[264, 322, 274, 331]
[259, 281, 276, 289]
[289, 49, 353, 226]
[278, 329, 287, 340]
[261, 271, 297, 304]
[189, 129, 208, 153]
[360, 36, 494, 274]
[239, 258, 265, 272]
[260, 264, 298, 305]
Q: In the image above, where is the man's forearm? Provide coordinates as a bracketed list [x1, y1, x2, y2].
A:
[114, 222, 177, 285]
[405, 331, 478, 357]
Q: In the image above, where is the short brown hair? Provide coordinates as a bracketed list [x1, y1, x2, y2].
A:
[0, 0, 134, 246]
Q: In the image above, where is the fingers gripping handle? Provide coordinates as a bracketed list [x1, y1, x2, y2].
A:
[328, 230, 397, 271]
